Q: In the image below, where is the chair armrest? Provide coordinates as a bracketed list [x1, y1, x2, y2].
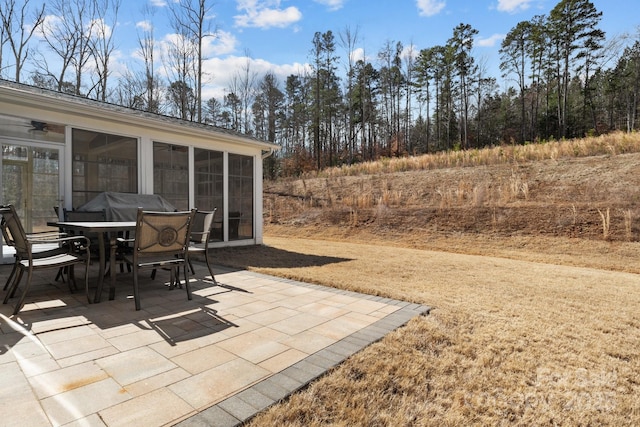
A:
[29, 234, 90, 246]
[189, 230, 210, 242]
[26, 231, 67, 239]
[29, 235, 91, 257]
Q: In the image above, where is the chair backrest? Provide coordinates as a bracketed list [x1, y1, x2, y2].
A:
[63, 208, 106, 222]
[190, 209, 217, 244]
[134, 208, 196, 256]
[0, 205, 29, 256]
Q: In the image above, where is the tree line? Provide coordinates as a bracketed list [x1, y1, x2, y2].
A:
[2, 0, 640, 177]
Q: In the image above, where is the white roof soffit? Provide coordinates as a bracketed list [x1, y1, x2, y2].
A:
[0, 81, 280, 151]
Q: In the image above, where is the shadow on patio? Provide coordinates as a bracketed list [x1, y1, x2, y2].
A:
[206, 244, 352, 270]
[0, 261, 243, 354]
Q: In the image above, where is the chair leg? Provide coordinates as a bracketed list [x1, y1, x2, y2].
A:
[107, 242, 118, 301]
[204, 253, 218, 285]
[172, 267, 181, 289]
[169, 267, 175, 288]
[3, 268, 21, 304]
[67, 265, 78, 293]
[7, 269, 24, 300]
[183, 261, 192, 301]
[84, 259, 92, 304]
[3, 261, 18, 291]
[55, 267, 66, 283]
[133, 267, 141, 311]
[188, 258, 195, 275]
[13, 268, 34, 315]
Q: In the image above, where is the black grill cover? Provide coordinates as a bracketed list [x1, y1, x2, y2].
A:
[76, 192, 177, 221]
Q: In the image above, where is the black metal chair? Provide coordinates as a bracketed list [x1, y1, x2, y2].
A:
[62, 208, 106, 254]
[52, 208, 109, 282]
[3, 220, 65, 291]
[186, 209, 218, 285]
[1, 204, 91, 315]
[117, 208, 196, 310]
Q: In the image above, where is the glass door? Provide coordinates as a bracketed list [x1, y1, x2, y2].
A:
[1, 140, 63, 262]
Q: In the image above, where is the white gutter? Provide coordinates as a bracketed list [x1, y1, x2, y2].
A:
[0, 81, 281, 152]
[262, 148, 276, 159]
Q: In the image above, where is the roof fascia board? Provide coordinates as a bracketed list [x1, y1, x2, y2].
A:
[0, 84, 279, 151]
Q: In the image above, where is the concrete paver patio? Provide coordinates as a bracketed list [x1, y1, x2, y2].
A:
[0, 260, 429, 427]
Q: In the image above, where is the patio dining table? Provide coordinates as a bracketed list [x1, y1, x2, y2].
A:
[47, 221, 136, 303]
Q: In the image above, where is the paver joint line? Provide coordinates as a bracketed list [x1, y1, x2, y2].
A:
[217, 396, 257, 422]
[251, 378, 291, 402]
[235, 388, 274, 412]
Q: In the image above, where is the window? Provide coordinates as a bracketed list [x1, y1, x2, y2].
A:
[153, 142, 189, 210]
[72, 129, 137, 207]
[2, 144, 60, 233]
[228, 153, 253, 240]
[194, 148, 223, 240]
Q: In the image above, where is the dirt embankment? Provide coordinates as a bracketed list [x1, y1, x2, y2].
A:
[263, 152, 640, 273]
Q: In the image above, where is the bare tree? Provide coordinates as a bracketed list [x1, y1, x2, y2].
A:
[36, 0, 80, 91]
[111, 69, 145, 109]
[135, 3, 163, 113]
[0, 7, 6, 77]
[228, 52, 258, 134]
[163, 24, 198, 120]
[339, 25, 359, 163]
[169, 0, 216, 123]
[35, 0, 96, 93]
[378, 40, 404, 154]
[0, 0, 45, 82]
[500, 21, 531, 143]
[37, 0, 98, 95]
[88, 0, 121, 101]
[403, 42, 416, 153]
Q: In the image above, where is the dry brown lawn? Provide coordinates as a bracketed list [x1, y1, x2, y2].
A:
[211, 234, 640, 426]
[214, 134, 640, 425]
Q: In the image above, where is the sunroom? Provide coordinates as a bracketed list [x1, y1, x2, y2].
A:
[0, 80, 278, 263]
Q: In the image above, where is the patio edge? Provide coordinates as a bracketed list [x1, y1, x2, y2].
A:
[174, 272, 431, 427]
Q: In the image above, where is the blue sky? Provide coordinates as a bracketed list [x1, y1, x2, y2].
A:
[33, 0, 640, 100]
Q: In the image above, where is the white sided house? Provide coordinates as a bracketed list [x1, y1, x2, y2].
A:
[0, 80, 278, 262]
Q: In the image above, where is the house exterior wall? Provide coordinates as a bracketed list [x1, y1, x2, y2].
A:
[0, 81, 277, 249]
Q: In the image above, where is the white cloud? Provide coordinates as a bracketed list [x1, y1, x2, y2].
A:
[313, 0, 346, 12]
[142, 31, 310, 100]
[234, 0, 302, 29]
[416, 0, 446, 17]
[476, 33, 505, 48]
[38, 14, 64, 39]
[200, 55, 311, 100]
[91, 18, 114, 39]
[108, 49, 129, 78]
[39, 13, 98, 40]
[204, 30, 239, 56]
[402, 43, 419, 61]
[149, 0, 167, 7]
[157, 29, 237, 58]
[136, 20, 153, 32]
[497, 0, 532, 13]
[350, 47, 365, 63]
